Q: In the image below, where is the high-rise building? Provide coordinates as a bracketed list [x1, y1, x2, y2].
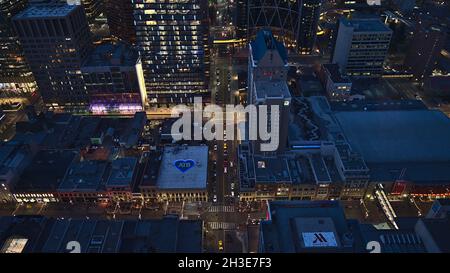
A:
[298, 0, 322, 54]
[66, 0, 103, 23]
[248, 0, 300, 49]
[81, 41, 147, 114]
[0, 0, 36, 96]
[404, 23, 447, 81]
[12, 3, 92, 109]
[331, 17, 392, 78]
[234, 0, 247, 40]
[133, 0, 209, 105]
[104, 0, 136, 44]
[248, 30, 291, 155]
[247, 0, 322, 53]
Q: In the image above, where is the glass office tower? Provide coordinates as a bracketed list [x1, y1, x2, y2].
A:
[0, 0, 36, 96]
[133, 0, 209, 106]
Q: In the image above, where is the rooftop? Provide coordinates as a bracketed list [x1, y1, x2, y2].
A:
[254, 80, 291, 100]
[334, 108, 450, 163]
[156, 145, 208, 190]
[253, 156, 292, 184]
[331, 100, 450, 183]
[250, 29, 288, 64]
[14, 150, 77, 192]
[59, 160, 108, 192]
[0, 216, 52, 253]
[140, 151, 162, 187]
[260, 201, 360, 253]
[0, 216, 203, 253]
[323, 64, 351, 84]
[357, 224, 426, 253]
[83, 42, 139, 68]
[418, 217, 450, 253]
[14, 3, 77, 19]
[340, 17, 392, 32]
[106, 157, 137, 188]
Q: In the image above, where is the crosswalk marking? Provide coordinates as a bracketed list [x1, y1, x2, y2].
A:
[207, 205, 235, 213]
[208, 222, 236, 230]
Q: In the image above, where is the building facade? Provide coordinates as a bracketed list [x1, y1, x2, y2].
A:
[247, 0, 322, 53]
[248, 30, 291, 155]
[331, 17, 392, 78]
[319, 63, 352, 99]
[12, 3, 93, 109]
[104, 0, 136, 44]
[404, 23, 447, 81]
[81, 42, 147, 114]
[133, 0, 209, 105]
[298, 0, 322, 54]
[0, 0, 36, 96]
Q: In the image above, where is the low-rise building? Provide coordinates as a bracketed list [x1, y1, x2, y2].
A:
[57, 160, 109, 203]
[0, 215, 203, 253]
[0, 143, 36, 203]
[12, 150, 78, 203]
[106, 157, 138, 202]
[259, 200, 439, 253]
[259, 201, 363, 252]
[82, 42, 147, 114]
[140, 145, 208, 203]
[319, 64, 352, 100]
[238, 142, 345, 202]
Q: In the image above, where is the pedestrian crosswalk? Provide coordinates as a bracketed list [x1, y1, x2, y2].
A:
[207, 205, 235, 213]
[208, 222, 236, 230]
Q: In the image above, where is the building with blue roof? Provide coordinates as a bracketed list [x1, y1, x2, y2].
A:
[248, 30, 291, 155]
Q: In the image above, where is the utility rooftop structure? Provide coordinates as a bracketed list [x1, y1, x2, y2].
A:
[254, 81, 291, 100]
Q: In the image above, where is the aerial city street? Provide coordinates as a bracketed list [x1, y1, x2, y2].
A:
[0, 0, 449, 255]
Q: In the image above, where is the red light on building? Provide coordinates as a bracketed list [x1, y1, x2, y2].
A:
[391, 180, 407, 195]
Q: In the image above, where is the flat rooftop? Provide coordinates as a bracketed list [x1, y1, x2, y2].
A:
[334, 109, 450, 163]
[14, 150, 77, 192]
[59, 160, 108, 192]
[106, 157, 137, 188]
[253, 156, 292, 183]
[83, 42, 139, 68]
[156, 146, 208, 190]
[14, 4, 78, 19]
[140, 151, 162, 187]
[255, 80, 291, 100]
[323, 64, 351, 84]
[260, 201, 355, 253]
[35, 216, 203, 253]
[341, 17, 392, 32]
